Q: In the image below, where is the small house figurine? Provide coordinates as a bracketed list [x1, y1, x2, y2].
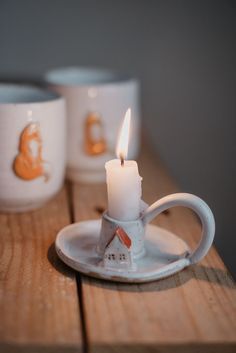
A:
[103, 227, 136, 270]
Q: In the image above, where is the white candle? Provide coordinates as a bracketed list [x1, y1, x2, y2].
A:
[105, 109, 142, 221]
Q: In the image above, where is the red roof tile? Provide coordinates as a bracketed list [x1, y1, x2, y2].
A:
[106, 227, 132, 249]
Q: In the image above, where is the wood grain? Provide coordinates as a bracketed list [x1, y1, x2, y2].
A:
[0, 187, 82, 353]
[72, 147, 236, 353]
[1, 145, 235, 353]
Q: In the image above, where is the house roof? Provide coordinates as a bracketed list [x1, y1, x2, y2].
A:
[106, 227, 132, 249]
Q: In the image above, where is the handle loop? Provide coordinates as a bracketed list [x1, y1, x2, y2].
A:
[142, 193, 215, 264]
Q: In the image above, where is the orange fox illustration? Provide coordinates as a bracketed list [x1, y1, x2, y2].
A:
[13, 123, 50, 181]
[84, 113, 107, 155]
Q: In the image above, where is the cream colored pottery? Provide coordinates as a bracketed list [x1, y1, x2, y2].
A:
[56, 193, 215, 283]
[0, 84, 66, 212]
[44, 67, 140, 183]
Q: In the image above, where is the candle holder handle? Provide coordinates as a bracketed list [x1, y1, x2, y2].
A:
[142, 193, 215, 264]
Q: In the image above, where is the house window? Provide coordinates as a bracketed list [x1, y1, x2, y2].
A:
[119, 254, 126, 261]
[107, 254, 115, 260]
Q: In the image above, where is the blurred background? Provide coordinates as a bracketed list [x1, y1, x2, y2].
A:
[0, 0, 235, 275]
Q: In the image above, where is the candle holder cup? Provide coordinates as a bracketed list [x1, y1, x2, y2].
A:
[56, 193, 215, 283]
[97, 212, 146, 260]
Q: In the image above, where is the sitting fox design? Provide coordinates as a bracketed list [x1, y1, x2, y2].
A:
[13, 122, 50, 181]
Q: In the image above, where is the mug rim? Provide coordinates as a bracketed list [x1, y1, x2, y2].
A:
[0, 83, 64, 105]
[44, 66, 138, 87]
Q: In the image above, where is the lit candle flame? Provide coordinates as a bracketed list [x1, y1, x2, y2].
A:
[116, 108, 131, 166]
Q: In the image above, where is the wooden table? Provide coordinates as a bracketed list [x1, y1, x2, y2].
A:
[1, 146, 235, 353]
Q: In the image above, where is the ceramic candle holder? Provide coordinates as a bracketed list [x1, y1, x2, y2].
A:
[98, 212, 146, 259]
[56, 193, 215, 283]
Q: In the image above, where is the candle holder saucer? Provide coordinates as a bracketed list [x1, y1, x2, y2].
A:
[55, 193, 215, 283]
[55, 219, 190, 283]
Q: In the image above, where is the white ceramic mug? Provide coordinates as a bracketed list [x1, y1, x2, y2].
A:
[0, 84, 66, 212]
[44, 67, 141, 183]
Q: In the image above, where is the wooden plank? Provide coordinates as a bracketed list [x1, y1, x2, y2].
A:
[0, 187, 82, 353]
[72, 147, 236, 353]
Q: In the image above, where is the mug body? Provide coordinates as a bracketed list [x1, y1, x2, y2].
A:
[0, 84, 66, 212]
[45, 67, 141, 183]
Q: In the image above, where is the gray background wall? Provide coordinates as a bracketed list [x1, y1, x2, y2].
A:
[0, 0, 235, 275]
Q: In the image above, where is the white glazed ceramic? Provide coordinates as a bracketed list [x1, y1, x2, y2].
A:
[56, 193, 215, 283]
[97, 212, 146, 259]
[44, 67, 140, 183]
[0, 84, 66, 212]
[56, 220, 190, 283]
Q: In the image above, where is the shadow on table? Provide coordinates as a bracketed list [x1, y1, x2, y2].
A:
[47, 242, 76, 279]
[48, 241, 235, 291]
[80, 265, 235, 292]
[0, 343, 79, 353]
[2, 342, 235, 353]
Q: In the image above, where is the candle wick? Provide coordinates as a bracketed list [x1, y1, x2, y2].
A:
[120, 154, 124, 167]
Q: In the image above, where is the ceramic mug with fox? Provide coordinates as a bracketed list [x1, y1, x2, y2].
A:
[45, 67, 141, 183]
[0, 84, 66, 212]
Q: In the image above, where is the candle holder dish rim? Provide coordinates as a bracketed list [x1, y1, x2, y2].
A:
[55, 218, 191, 283]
